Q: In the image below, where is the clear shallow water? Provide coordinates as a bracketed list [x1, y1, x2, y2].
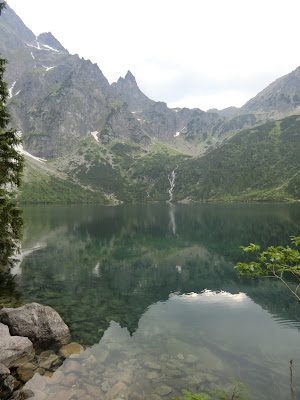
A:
[4, 203, 300, 399]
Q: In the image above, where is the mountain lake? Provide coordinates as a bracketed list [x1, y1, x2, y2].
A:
[3, 203, 300, 399]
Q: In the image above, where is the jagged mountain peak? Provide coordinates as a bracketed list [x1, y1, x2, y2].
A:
[112, 70, 154, 111]
[125, 70, 135, 81]
[37, 32, 68, 53]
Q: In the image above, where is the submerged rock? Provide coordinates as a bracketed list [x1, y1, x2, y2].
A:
[0, 323, 34, 368]
[143, 361, 161, 371]
[58, 342, 83, 358]
[155, 385, 173, 396]
[64, 359, 81, 374]
[106, 381, 130, 400]
[10, 389, 35, 400]
[0, 363, 14, 400]
[16, 363, 37, 383]
[38, 354, 59, 370]
[101, 380, 110, 392]
[0, 303, 70, 345]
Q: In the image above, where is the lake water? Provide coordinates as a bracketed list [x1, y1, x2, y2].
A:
[4, 203, 300, 399]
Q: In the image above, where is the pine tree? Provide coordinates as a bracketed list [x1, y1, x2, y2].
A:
[0, 1, 24, 267]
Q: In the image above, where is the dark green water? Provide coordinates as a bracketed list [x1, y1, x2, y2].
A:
[5, 203, 300, 399]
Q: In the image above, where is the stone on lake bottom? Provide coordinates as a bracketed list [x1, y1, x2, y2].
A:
[61, 372, 78, 387]
[39, 350, 55, 358]
[101, 380, 111, 392]
[44, 369, 63, 384]
[47, 389, 74, 400]
[84, 382, 105, 398]
[35, 368, 45, 376]
[58, 342, 83, 358]
[13, 377, 22, 390]
[146, 371, 159, 380]
[143, 361, 161, 370]
[106, 381, 130, 400]
[69, 388, 85, 398]
[155, 385, 173, 396]
[64, 359, 82, 374]
[16, 363, 37, 382]
[184, 354, 198, 364]
[10, 389, 35, 400]
[23, 373, 46, 395]
[130, 392, 143, 400]
[38, 354, 59, 370]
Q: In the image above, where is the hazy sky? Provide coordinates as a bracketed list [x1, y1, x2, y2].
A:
[7, 0, 300, 111]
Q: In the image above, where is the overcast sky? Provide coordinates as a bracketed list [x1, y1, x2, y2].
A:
[7, 0, 300, 111]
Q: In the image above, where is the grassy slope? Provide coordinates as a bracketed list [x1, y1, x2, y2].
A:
[18, 115, 300, 203]
[19, 157, 109, 204]
[174, 115, 300, 202]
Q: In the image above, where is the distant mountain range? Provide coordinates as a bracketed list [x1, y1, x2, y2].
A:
[1, 4, 300, 203]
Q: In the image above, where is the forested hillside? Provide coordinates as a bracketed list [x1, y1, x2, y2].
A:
[174, 115, 300, 202]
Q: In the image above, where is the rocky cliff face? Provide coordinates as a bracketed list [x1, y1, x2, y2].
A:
[112, 70, 154, 111]
[112, 71, 228, 147]
[1, 4, 148, 159]
[8, 52, 119, 158]
[239, 66, 300, 117]
[37, 32, 68, 53]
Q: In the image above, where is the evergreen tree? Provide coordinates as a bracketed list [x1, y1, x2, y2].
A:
[0, 1, 24, 267]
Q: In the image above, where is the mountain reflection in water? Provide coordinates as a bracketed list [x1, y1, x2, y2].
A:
[4, 203, 300, 399]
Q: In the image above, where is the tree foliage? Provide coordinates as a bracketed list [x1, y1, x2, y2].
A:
[0, 1, 24, 267]
[175, 116, 300, 202]
[236, 236, 300, 301]
[174, 380, 252, 400]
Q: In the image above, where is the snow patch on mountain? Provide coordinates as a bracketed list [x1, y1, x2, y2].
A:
[16, 132, 47, 163]
[42, 65, 56, 72]
[42, 44, 60, 53]
[8, 81, 16, 98]
[26, 42, 42, 50]
[91, 131, 99, 142]
[174, 126, 186, 137]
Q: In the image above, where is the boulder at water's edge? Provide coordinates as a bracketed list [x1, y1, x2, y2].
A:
[0, 323, 34, 368]
[0, 303, 70, 345]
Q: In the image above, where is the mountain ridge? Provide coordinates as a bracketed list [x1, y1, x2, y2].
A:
[1, 4, 300, 204]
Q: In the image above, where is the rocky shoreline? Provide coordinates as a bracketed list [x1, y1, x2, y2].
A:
[0, 302, 82, 400]
[0, 303, 229, 400]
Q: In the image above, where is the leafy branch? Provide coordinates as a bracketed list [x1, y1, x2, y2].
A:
[235, 236, 300, 301]
[174, 379, 252, 400]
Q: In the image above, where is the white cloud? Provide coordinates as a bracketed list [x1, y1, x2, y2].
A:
[7, 0, 300, 110]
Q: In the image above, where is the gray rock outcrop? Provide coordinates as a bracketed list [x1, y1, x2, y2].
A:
[0, 323, 34, 368]
[0, 303, 70, 345]
[0, 363, 14, 399]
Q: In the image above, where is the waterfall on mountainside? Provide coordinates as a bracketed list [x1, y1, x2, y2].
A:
[168, 170, 176, 202]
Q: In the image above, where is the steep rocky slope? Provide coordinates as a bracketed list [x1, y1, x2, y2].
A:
[2, 5, 149, 160]
[1, 4, 300, 204]
[239, 66, 300, 118]
[112, 71, 273, 154]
